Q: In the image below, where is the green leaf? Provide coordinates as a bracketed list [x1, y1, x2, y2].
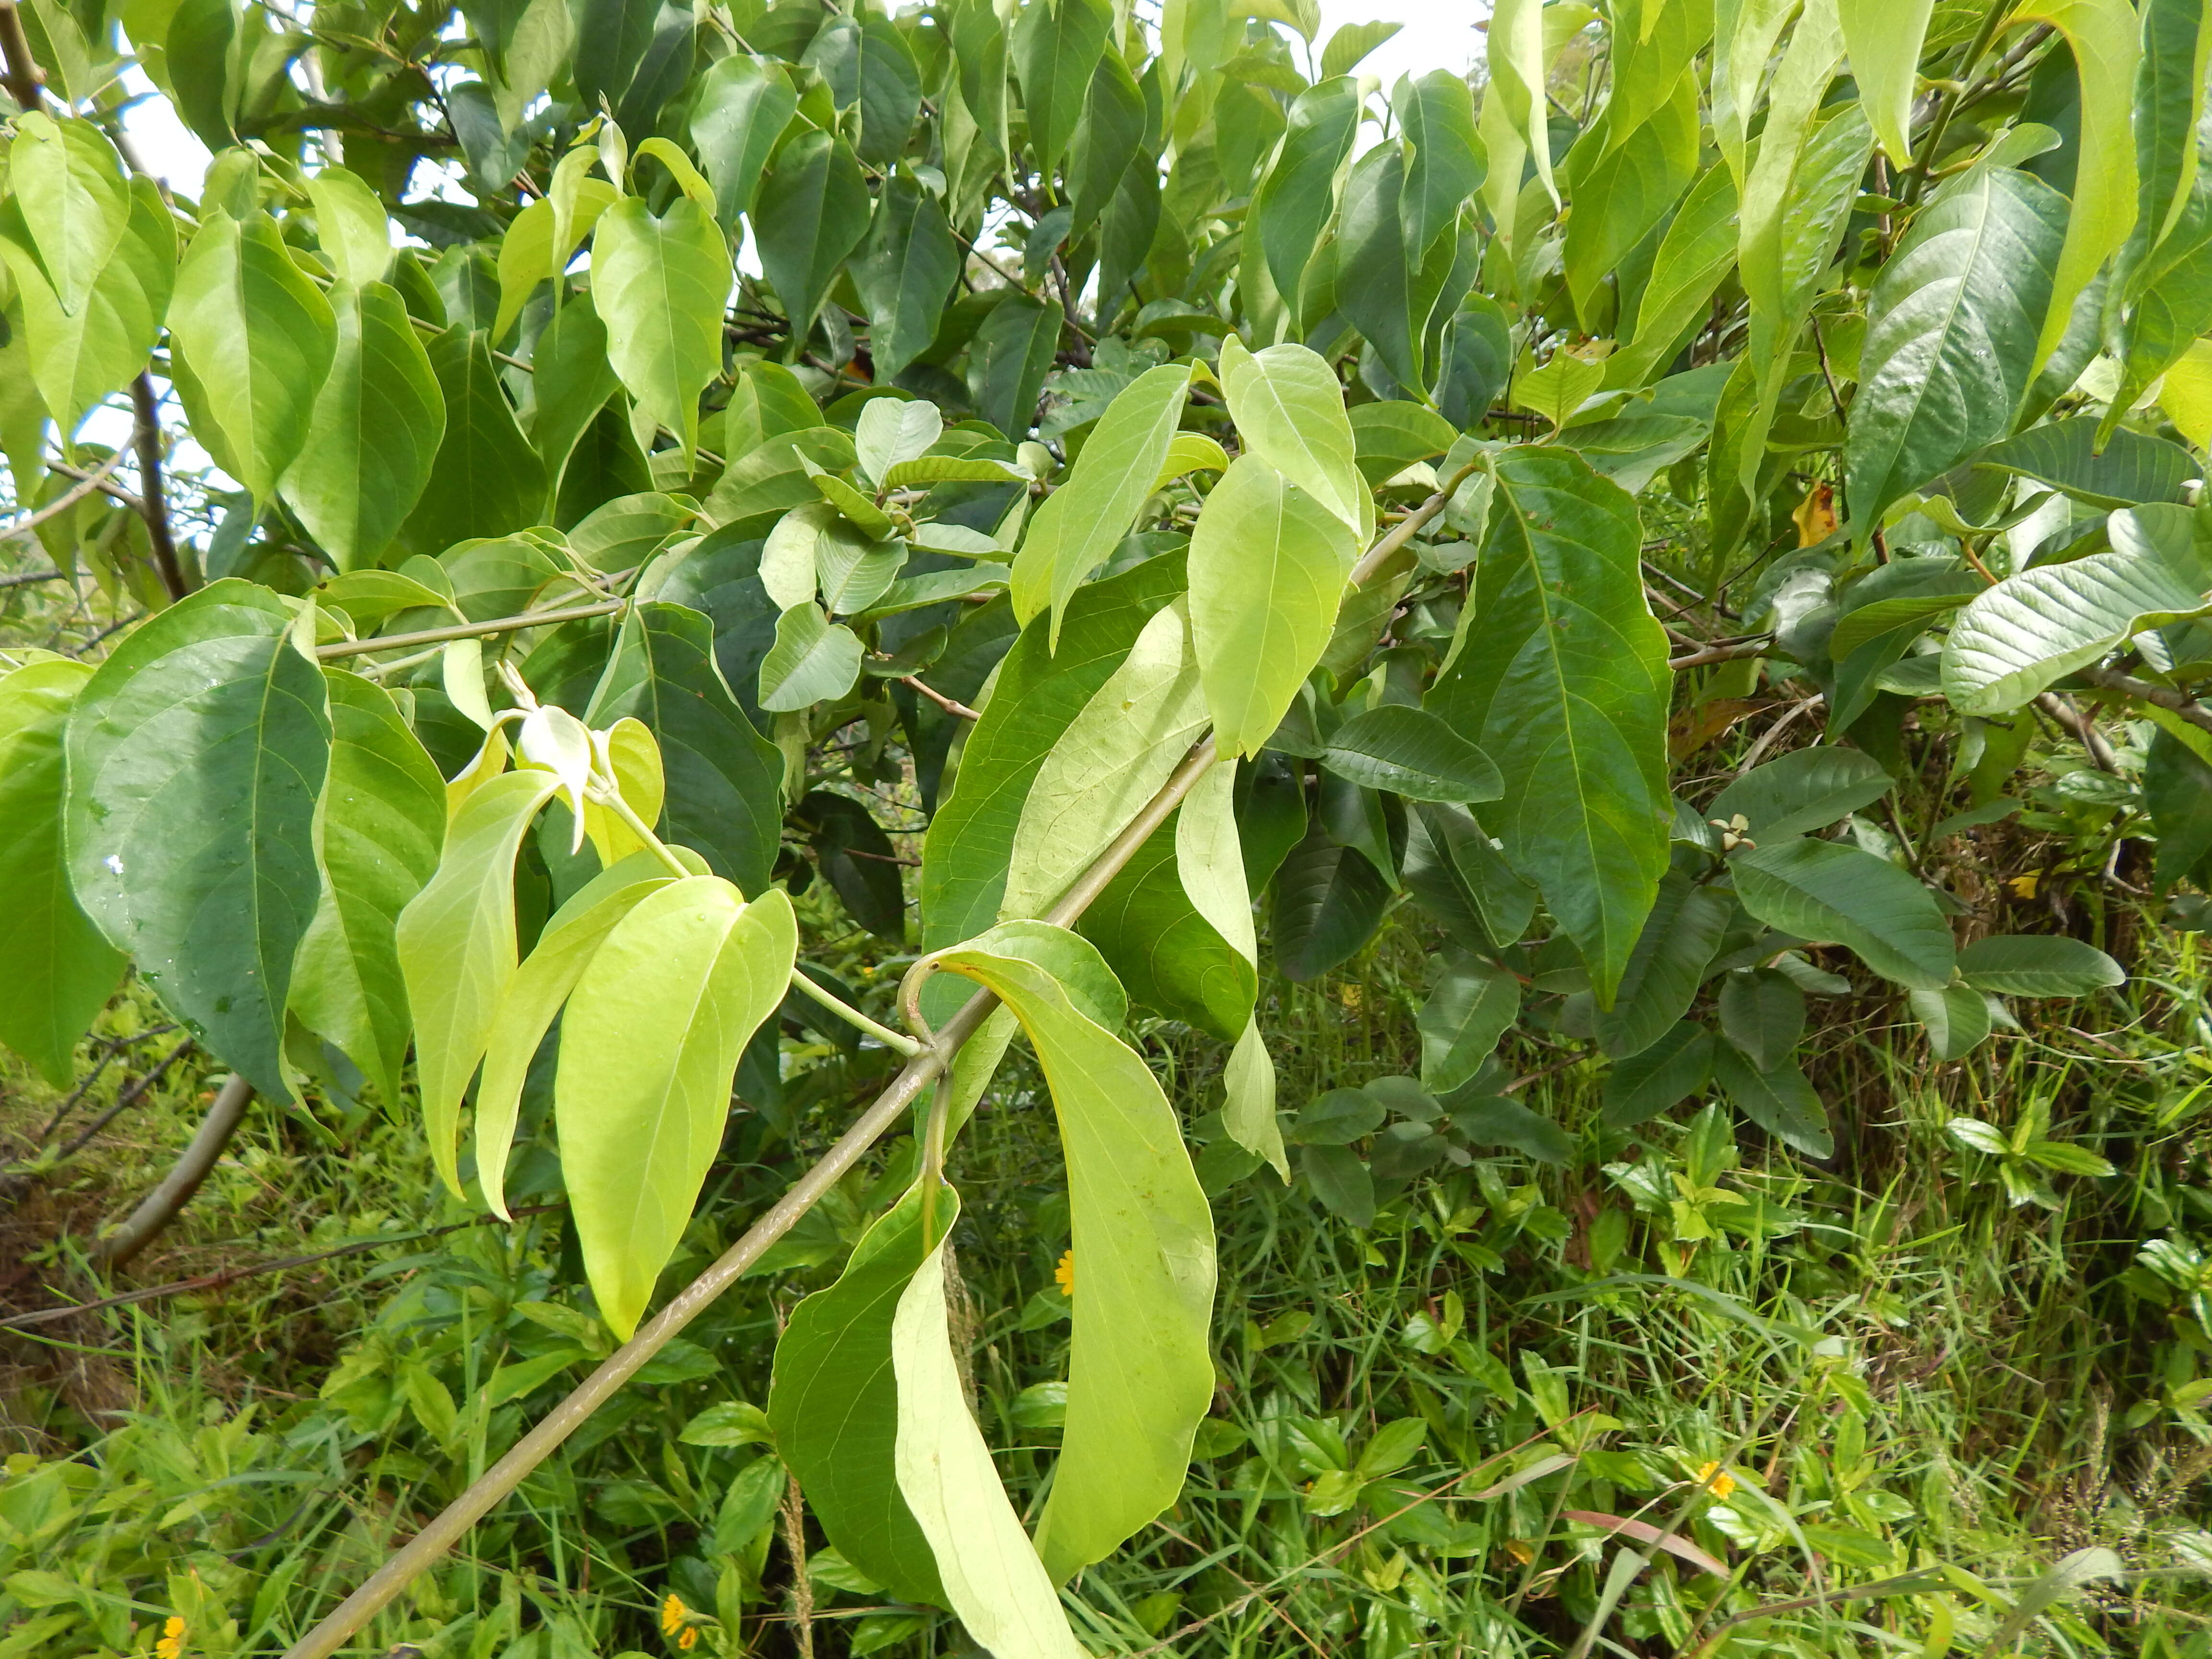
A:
[1908, 982, 1992, 1060]
[1969, 416, 2201, 510]
[1606, 165, 1739, 390]
[1335, 145, 1424, 396]
[587, 603, 786, 894]
[1445, 1094, 1575, 1164]
[559, 878, 796, 1337]
[769, 1182, 951, 1607]
[1068, 52, 1147, 236]
[402, 327, 546, 553]
[1075, 817, 1254, 1040]
[278, 281, 446, 572]
[1717, 968, 1806, 1073]
[1418, 954, 1520, 1094]
[1349, 401, 1455, 488]
[66, 583, 330, 1098]
[969, 292, 1062, 439]
[1956, 934, 2125, 996]
[0, 173, 174, 439]
[1010, 0, 1111, 174]
[1941, 514, 2212, 715]
[1563, 67, 1697, 319]
[289, 671, 446, 1106]
[169, 209, 337, 500]
[693, 54, 797, 228]
[0, 660, 123, 1084]
[1189, 457, 1358, 758]
[797, 791, 906, 938]
[1711, 1045, 1832, 1158]
[919, 552, 1187, 974]
[1593, 874, 1733, 1059]
[1321, 18, 1400, 77]
[396, 769, 563, 1193]
[1322, 705, 1502, 804]
[1010, 363, 1190, 630]
[1250, 76, 1362, 307]
[1395, 70, 1485, 261]
[302, 165, 393, 287]
[890, 1219, 1087, 1656]
[705, 427, 861, 532]
[1428, 450, 1671, 1004]
[758, 602, 865, 711]
[853, 176, 960, 384]
[529, 294, 622, 501]
[1839, 0, 1936, 162]
[755, 130, 872, 340]
[1842, 167, 2069, 534]
[1001, 600, 1208, 919]
[472, 853, 686, 1217]
[1217, 337, 1367, 535]
[7, 112, 130, 318]
[1301, 1142, 1376, 1224]
[1600, 1020, 1715, 1128]
[927, 923, 1214, 1583]
[1272, 827, 1393, 981]
[594, 195, 729, 462]
[1708, 747, 1895, 841]
[1731, 839, 1955, 990]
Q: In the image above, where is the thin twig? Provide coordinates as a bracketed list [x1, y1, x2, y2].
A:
[1670, 637, 1772, 672]
[314, 600, 625, 659]
[0, 567, 68, 589]
[131, 373, 190, 600]
[2078, 667, 2212, 738]
[0, 0, 48, 108]
[2037, 690, 2122, 772]
[52, 1038, 196, 1162]
[2, 449, 133, 541]
[45, 456, 147, 516]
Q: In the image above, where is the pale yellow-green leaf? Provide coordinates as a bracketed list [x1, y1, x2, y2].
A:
[303, 166, 394, 287]
[891, 1232, 1087, 1658]
[1216, 336, 1368, 536]
[1000, 600, 1209, 919]
[471, 851, 691, 1218]
[395, 769, 562, 1196]
[927, 925, 1215, 1582]
[2160, 338, 2212, 449]
[1839, 0, 1936, 162]
[1153, 430, 1231, 490]
[1189, 455, 1359, 758]
[583, 716, 665, 866]
[557, 878, 797, 1337]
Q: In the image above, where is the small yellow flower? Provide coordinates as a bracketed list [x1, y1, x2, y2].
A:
[1055, 1249, 1074, 1298]
[1504, 1539, 1535, 1564]
[1694, 1461, 1736, 1499]
[2009, 871, 2041, 900]
[1340, 984, 1364, 1011]
[678, 1630, 699, 1651]
[155, 1617, 186, 1659]
[660, 1593, 688, 1638]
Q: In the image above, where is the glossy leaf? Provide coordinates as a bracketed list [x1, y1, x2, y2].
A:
[10, 113, 130, 316]
[755, 130, 871, 340]
[692, 54, 797, 228]
[1731, 838, 1955, 990]
[67, 582, 330, 1099]
[1010, 0, 1111, 174]
[560, 878, 796, 1336]
[1419, 955, 1519, 1094]
[852, 176, 960, 383]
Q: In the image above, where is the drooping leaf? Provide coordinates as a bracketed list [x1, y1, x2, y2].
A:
[1600, 1020, 1716, 1128]
[278, 281, 446, 572]
[1606, 164, 1739, 389]
[852, 175, 961, 383]
[1216, 336, 1367, 536]
[289, 670, 446, 1106]
[1010, 363, 1190, 631]
[1418, 954, 1520, 1094]
[890, 1219, 1086, 1655]
[1840, 0, 1937, 162]
[169, 209, 337, 500]
[1711, 1043, 1832, 1158]
[1189, 456, 1358, 758]
[1563, 67, 1697, 319]
[594, 194, 730, 461]
[926, 923, 1214, 1583]
[1322, 705, 1503, 803]
[1272, 827, 1394, 981]
[66, 582, 331, 1099]
[796, 790, 907, 938]
[1010, 0, 1112, 174]
[1428, 450, 1671, 1003]
[0, 660, 124, 1084]
[402, 327, 547, 553]
[1250, 76, 1362, 307]
[1593, 874, 1734, 1059]
[1842, 166, 2069, 534]
[1395, 70, 1485, 261]
[692, 54, 798, 229]
[395, 769, 564, 1194]
[1717, 968, 1807, 1073]
[1075, 815, 1255, 1040]
[7, 112, 130, 318]
[559, 878, 796, 1336]
[755, 130, 872, 340]
[302, 165, 394, 288]
[1731, 838, 1956, 990]
[969, 292, 1062, 439]
[1956, 934, 2125, 996]
[587, 602, 785, 894]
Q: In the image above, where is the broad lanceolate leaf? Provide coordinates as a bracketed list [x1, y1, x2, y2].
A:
[892, 1223, 1086, 1657]
[1272, 827, 1394, 981]
[1606, 164, 1737, 389]
[1840, 0, 1936, 162]
[289, 671, 446, 1106]
[66, 583, 330, 1098]
[1711, 1044, 1832, 1158]
[396, 769, 563, 1194]
[1322, 705, 1502, 803]
[403, 327, 547, 552]
[758, 602, 865, 709]
[593, 194, 729, 461]
[1602, 1020, 1716, 1128]
[1910, 982, 1992, 1061]
[1009, 363, 1190, 633]
[692, 54, 798, 228]
[852, 175, 961, 382]
[1009, 0, 1111, 174]
[1972, 417, 2201, 510]
[1190, 456, 1358, 757]
[302, 165, 394, 287]
[1708, 747, 1894, 841]
[1395, 70, 1485, 259]
[169, 209, 337, 500]
[1842, 167, 2069, 535]
[1419, 955, 1520, 1094]
[559, 878, 796, 1337]
[920, 554, 1187, 1014]
[1217, 336, 1367, 536]
[755, 130, 872, 341]
[1250, 76, 1362, 307]
[1002, 601, 1209, 919]
[1428, 450, 1671, 1004]
[769, 1181, 953, 1608]
[8, 113, 130, 318]
[1731, 838, 1955, 990]
[928, 924, 1214, 1583]
[0, 661, 124, 1084]
[472, 852, 689, 1217]
[1076, 815, 1254, 1040]
[1594, 874, 1733, 1059]
[278, 281, 445, 572]
[1956, 934, 2125, 996]
[1563, 67, 1697, 319]
[1941, 521, 2212, 715]
[587, 603, 785, 894]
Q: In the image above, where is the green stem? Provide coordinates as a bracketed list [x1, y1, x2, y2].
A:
[788, 967, 924, 1058]
[315, 600, 625, 661]
[919, 1072, 953, 1250]
[1898, 0, 2014, 208]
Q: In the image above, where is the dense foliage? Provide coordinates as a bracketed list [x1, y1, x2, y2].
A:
[7, 0, 2212, 1648]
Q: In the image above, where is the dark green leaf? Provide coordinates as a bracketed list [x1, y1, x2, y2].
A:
[1717, 968, 1806, 1073]
[1076, 817, 1255, 1041]
[1707, 747, 1895, 842]
[797, 791, 906, 938]
[1417, 954, 1519, 1094]
[1443, 1093, 1574, 1164]
[1600, 1020, 1715, 1128]
[1251, 76, 1361, 309]
[1272, 828, 1393, 982]
[755, 130, 872, 341]
[1593, 874, 1733, 1059]
[1322, 705, 1502, 803]
[1956, 934, 2125, 996]
[402, 327, 546, 554]
[692, 55, 798, 229]
[1711, 1044, 1831, 1158]
[1010, 0, 1111, 174]
[969, 293, 1061, 439]
[1731, 838, 1955, 990]
[1969, 417, 2200, 510]
[1301, 1142, 1376, 1225]
[853, 175, 960, 383]
[1395, 70, 1484, 258]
